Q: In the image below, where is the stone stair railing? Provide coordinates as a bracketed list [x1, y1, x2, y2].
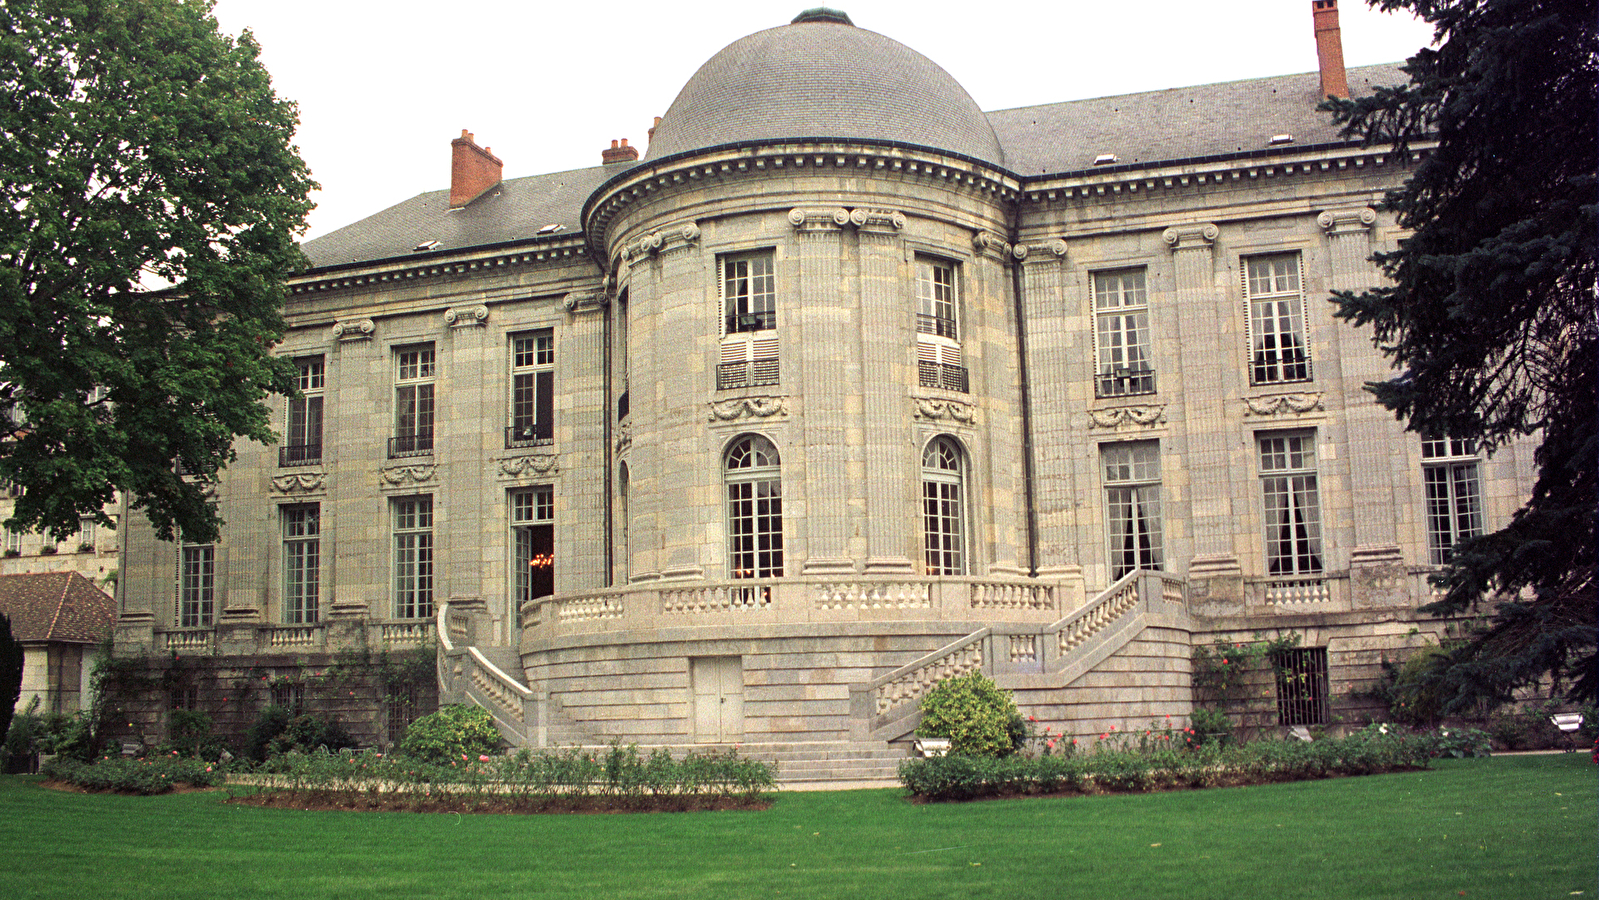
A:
[436, 600, 544, 747]
[850, 570, 1185, 741]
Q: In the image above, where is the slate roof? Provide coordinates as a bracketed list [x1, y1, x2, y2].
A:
[642, 19, 1004, 166]
[987, 64, 1407, 176]
[302, 163, 622, 271]
[0, 572, 115, 645]
[299, 53, 1408, 275]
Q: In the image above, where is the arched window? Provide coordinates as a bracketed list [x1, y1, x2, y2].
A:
[725, 435, 783, 578]
[922, 437, 965, 575]
[617, 462, 630, 585]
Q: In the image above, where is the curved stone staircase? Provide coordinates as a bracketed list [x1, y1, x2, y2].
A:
[437, 570, 1186, 784]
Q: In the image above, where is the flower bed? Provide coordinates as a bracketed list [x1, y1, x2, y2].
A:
[42, 752, 224, 795]
[900, 724, 1476, 801]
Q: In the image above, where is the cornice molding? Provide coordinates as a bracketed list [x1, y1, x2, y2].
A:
[290, 237, 589, 296]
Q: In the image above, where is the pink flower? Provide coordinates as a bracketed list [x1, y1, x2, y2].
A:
[479, 755, 490, 762]
[1099, 733, 1108, 740]
[462, 753, 469, 761]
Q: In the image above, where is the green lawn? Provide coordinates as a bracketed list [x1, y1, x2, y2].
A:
[2, 755, 1592, 899]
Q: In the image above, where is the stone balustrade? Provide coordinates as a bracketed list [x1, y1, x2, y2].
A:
[522, 574, 1081, 640]
[151, 620, 435, 656]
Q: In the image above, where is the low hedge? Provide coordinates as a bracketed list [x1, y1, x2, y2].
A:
[901, 725, 1461, 801]
[42, 752, 225, 795]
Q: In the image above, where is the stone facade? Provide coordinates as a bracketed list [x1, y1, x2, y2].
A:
[113, 8, 1534, 768]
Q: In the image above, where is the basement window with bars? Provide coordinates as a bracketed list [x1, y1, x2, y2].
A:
[1272, 646, 1330, 726]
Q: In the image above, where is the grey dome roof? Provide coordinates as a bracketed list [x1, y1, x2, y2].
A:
[643, 17, 1004, 166]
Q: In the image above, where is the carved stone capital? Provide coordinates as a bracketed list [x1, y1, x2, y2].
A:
[562, 292, 605, 316]
[443, 304, 488, 328]
[379, 463, 436, 486]
[848, 207, 907, 232]
[1317, 207, 1378, 235]
[708, 396, 788, 421]
[1018, 239, 1067, 263]
[498, 454, 560, 477]
[614, 422, 631, 455]
[788, 207, 850, 232]
[1088, 405, 1167, 428]
[622, 222, 701, 260]
[972, 230, 1012, 259]
[913, 398, 977, 424]
[270, 472, 326, 495]
[331, 318, 374, 342]
[1162, 223, 1219, 251]
[1243, 393, 1324, 416]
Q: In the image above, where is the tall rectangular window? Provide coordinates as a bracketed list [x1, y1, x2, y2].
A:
[283, 504, 320, 624]
[391, 345, 435, 457]
[509, 331, 555, 448]
[393, 496, 434, 619]
[178, 542, 215, 627]
[4, 528, 21, 554]
[916, 258, 967, 392]
[77, 518, 95, 550]
[718, 252, 779, 390]
[283, 356, 324, 466]
[922, 438, 966, 575]
[511, 486, 555, 606]
[1259, 433, 1323, 575]
[1422, 437, 1483, 565]
[1094, 268, 1155, 396]
[1245, 254, 1311, 384]
[1103, 441, 1163, 580]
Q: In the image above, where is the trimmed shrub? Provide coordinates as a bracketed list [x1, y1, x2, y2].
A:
[916, 672, 1023, 757]
[42, 752, 224, 794]
[399, 704, 501, 765]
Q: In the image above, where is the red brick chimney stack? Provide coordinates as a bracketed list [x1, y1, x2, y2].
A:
[1313, 0, 1348, 99]
[602, 138, 640, 164]
[449, 129, 503, 209]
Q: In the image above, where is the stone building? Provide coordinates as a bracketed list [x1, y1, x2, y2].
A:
[113, 4, 1532, 773]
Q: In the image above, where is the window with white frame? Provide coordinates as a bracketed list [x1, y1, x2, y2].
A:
[916, 257, 967, 392]
[392, 496, 434, 619]
[922, 437, 966, 575]
[1259, 433, 1323, 576]
[77, 518, 95, 551]
[1245, 254, 1311, 384]
[1094, 268, 1155, 397]
[283, 356, 324, 466]
[391, 345, 435, 457]
[1422, 437, 1483, 565]
[178, 541, 215, 627]
[725, 435, 783, 579]
[1103, 441, 1163, 580]
[509, 330, 555, 448]
[511, 486, 554, 606]
[4, 527, 21, 555]
[718, 252, 778, 390]
[282, 504, 320, 624]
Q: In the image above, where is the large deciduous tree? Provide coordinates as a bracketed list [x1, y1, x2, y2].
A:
[0, 0, 314, 543]
[1324, 0, 1596, 707]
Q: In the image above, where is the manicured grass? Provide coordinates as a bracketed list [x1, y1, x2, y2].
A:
[2, 755, 1592, 899]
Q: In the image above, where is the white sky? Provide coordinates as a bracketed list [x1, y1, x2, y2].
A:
[208, 1, 1436, 242]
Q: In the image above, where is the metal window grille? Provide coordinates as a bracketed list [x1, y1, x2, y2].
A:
[1273, 647, 1329, 726]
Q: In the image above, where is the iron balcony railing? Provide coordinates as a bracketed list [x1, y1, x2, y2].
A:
[915, 313, 958, 340]
[917, 360, 968, 393]
[1095, 366, 1157, 398]
[278, 443, 322, 467]
[725, 310, 776, 334]
[717, 358, 780, 390]
[387, 433, 434, 458]
[505, 423, 553, 449]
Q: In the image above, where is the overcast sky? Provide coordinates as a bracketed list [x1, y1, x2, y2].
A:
[208, 1, 1436, 242]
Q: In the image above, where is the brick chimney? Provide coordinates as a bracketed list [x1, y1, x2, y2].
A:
[602, 138, 639, 164]
[1313, 0, 1348, 99]
[450, 129, 503, 209]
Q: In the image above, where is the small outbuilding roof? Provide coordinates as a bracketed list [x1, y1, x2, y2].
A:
[0, 572, 115, 645]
